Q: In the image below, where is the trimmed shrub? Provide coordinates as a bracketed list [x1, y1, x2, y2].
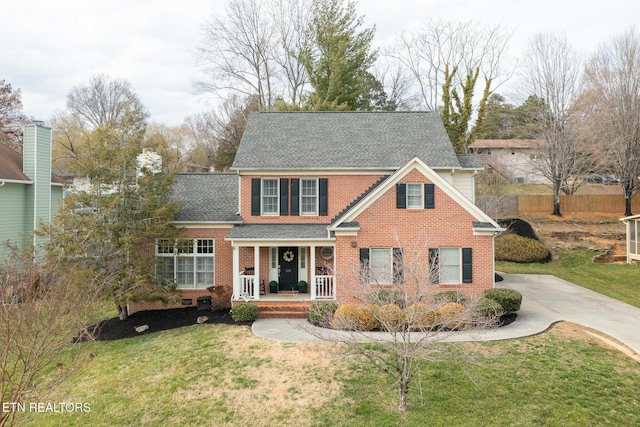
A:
[332, 304, 380, 331]
[483, 288, 522, 313]
[232, 303, 258, 322]
[434, 291, 467, 305]
[435, 302, 466, 330]
[407, 303, 436, 330]
[495, 233, 550, 263]
[378, 304, 406, 332]
[309, 302, 339, 326]
[472, 297, 504, 319]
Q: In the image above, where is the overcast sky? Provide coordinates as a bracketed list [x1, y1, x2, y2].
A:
[2, 0, 639, 126]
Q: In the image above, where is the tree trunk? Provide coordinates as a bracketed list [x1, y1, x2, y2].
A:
[117, 304, 129, 321]
[552, 181, 562, 217]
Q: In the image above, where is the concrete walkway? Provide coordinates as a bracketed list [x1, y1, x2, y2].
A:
[252, 273, 640, 355]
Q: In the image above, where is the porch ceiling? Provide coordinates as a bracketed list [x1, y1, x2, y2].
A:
[226, 223, 333, 241]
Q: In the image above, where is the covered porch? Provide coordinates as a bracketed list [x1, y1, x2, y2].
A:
[226, 224, 337, 302]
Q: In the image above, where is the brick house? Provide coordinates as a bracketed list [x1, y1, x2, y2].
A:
[138, 111, 502, 316]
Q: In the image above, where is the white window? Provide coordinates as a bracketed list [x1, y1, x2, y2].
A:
[156, 239, 215, 289]
[631, 220, 639, 255]
[321, 247, 334, 260]
[370, 248, 392, 284]
[406, 183, 423, 209]
[301, 178, 318, 215]
[439, 248, 461, 284]
[262, 178, 279, 215]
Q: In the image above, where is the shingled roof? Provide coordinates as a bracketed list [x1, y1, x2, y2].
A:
[0, 144, 31, 182]
[172, 173, 241, 223]
[232, 111, 463, 170]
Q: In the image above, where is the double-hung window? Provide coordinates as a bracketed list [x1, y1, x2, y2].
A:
[370, 248, 393, 284]
[155, 238, 215, 289]
[429, 247, 473, 284]
[406, 183, 423, 209]
[261, 178, 279, 215]
[301, 178, 318, 215]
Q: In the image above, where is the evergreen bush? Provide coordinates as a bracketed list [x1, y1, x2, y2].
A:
[495, 233, 550, 263]
[232, 303, 258, 322]
[483, 288, 522, 313]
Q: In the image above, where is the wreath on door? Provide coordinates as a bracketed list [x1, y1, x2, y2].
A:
[283, 250, 295, 262]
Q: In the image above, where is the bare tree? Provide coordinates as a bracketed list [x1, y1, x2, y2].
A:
[0, 246, 105, 427]
[270, 0, 312, 107]
[303, 238, 501, 413]
[519, 33, 584, 216]
[389, 20, 511, 110]
[0, 79, 30, 152]
[583, 27, 640, 216]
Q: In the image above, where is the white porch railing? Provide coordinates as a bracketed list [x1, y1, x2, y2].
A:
[315, 275, 335, 299]
[239, 272, 256, 299]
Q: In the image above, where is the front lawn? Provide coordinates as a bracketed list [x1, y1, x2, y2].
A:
[497, 250, 640, 308]
[23, 321, 640, 426]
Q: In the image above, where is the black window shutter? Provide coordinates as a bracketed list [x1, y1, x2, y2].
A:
[359, 248, 370, 264]
[393, 248, 404, 284]
[319, 178, 328, 216]
[359, 248, 370, 283]
[462, 248, 473, 283]
[290, 179, 299, 216]
[280, 178, 289, 216]
[251, 178, 261, 216]
[396, 183, 407, 209]
[424, 184, 435, 209]
[428, 248, 440, 284]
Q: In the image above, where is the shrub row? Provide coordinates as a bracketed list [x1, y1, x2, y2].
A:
[314, 288, 523, 331]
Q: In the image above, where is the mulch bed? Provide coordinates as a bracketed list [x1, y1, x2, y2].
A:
[78, 308, 518, 342]
[78, 307, 249, 342]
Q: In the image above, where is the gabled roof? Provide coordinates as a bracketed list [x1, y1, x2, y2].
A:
[0, 143, 30, 182]
[330, 156, 502, 234]
[0, 143, 63, 184]
[232, 111, 462, 170]
[172, 173, 241, 223]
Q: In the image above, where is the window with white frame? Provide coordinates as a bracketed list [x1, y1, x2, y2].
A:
[439, 247, 461, 284]
[406, 183, 423, 209]
[631, 220, 639, 255]
[262, 178, 279, 215]
[155, 238, 215, 289]
[301, 178, 318, 215]
[370, 248, 393, 284]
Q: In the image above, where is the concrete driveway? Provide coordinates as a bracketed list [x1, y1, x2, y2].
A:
[253, 274, 640, 356]
[498, 273, 640, 354]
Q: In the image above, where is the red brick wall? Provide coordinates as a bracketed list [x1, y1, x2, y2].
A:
[334, 169, 494, 303]
[239, 174, 384, 223]
[129, 227, 234, 314]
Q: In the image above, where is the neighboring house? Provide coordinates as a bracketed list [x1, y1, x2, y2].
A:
[0, 123, 64, 259]
[136, 112, 502, 315]
[620, 214, 640, 264]
[468, 139, 547, 184]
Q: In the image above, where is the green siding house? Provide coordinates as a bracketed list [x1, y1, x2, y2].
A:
[0, 123, 63, 259]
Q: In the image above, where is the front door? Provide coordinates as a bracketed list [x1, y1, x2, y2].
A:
[279, 247, 298, 291]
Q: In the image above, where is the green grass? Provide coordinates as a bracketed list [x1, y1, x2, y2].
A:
[497, 250, 640, 308]
[21, 322, 640, 427]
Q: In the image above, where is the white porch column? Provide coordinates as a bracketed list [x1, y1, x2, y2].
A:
[310, 244, 316, 300]
[232, 245, 240, 299]
[253, 245, 260, 299]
